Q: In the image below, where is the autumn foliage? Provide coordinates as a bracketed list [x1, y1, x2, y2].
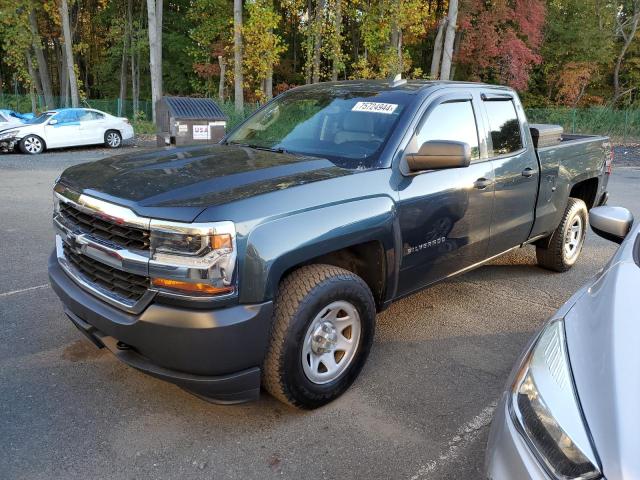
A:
[457, 0, 545, 90]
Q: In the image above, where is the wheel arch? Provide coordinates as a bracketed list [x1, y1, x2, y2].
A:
[239, 196, 400, 310]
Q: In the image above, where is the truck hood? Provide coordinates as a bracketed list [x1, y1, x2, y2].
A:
[564, 232, 640, 479]
[58, 144, 354, 222]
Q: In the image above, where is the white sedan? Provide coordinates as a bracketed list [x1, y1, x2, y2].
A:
[0, 108, 135, 154]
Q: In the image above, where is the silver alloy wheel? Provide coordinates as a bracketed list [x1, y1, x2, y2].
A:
[106, 132, 121, 147]
[564, 215, 583, 260]
[302, 300, 362, 385]
[24, 136, 42, 153]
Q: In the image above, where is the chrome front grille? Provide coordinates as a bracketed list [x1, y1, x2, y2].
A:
[59, 201, 150, 251]
[54, 184, 155, 313]
[62, 243, 149, 303]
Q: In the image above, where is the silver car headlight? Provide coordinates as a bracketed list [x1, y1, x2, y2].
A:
[148, 220, 237, 297]
[510, 319, 601, 479]
[0, 129, 18, 140]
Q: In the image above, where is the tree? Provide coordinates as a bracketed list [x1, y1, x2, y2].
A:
[440, 0, 457, 80]
[243, 0, 285, 100]
[538, 0, 614, 106]
[457, 0, 545, 90]
[59, 0, 79, 107]
[613, 0, 640, 102]
[147, 0, 163, 122]
[430, 17, 446, 79]
[312, 0, 325, 83]
[28, 7, 53, 109]
[330, 0, 343, 81]
[233, 0, 244, 112]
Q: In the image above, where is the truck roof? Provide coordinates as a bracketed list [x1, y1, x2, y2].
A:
[291, 79, 512, 95]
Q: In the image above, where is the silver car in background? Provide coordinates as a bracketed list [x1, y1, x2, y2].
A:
[486, 206, 637, 480]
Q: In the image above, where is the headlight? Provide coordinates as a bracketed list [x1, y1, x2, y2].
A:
[149, 220, 237, 297]
[0, 129, 18, 140]
[510, 319, 601, 479]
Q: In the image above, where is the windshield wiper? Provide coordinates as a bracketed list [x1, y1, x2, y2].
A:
[227, 142, 290, 155]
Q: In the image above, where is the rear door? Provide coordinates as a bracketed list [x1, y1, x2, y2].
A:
[396, 92, 495, 296]
[480, 93, 539, 256]
[78, 110, 107, 144]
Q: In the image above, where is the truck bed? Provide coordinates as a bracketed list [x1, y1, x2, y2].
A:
[532, 131, 610, 239]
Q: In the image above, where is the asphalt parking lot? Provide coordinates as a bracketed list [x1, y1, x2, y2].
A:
[1, 147, 639, 480]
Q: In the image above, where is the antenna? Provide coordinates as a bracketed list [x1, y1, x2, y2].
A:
[389, 74, 407, 87]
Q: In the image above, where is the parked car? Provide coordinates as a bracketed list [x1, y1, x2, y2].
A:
[0, 109, 31, 129]
[48, 80, 612, 408]
[0, 108, 134, 154]
[485, 205, 637, 480]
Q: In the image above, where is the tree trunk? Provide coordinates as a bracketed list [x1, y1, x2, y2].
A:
[118, 43, 128, 116]
[430, 17, 446, 79]
[147, 0, 163, 123]
[390, 19, 402, 76]
[118, 1, 131, 117]
[26, 54, 40, 113]
[331, 0, 342, 81]
[128, 0, 139, 119]
[233, 0, 244, 113]
[312, 0, 325, 83]
[59, 0, 79, 107]
[266, 65, 273, 100]
[613, 4, 640, 102]
[218, 55, 226, 101]
[440, 0, 458, 81]
[58, 42, 69, 106]
[29, 9, 53, 109]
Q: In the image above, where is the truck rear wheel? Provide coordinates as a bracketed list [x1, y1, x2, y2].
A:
[262, 264, 376, 409]
[536, 197, 588, 272]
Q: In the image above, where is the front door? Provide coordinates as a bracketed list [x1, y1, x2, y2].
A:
[480, 95, 539, 256]
[44, 110, 82, 148]
[396, 95, 495, 297]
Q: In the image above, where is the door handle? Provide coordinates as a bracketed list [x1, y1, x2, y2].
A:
[522, 167, 535, 178]
[474, 178, 493, 190]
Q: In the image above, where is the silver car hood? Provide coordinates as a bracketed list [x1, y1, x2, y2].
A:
[564, 229, 640, 479]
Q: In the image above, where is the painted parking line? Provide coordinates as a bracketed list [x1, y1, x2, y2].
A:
[409, 401, 498, 479]
[0, 284, 49, 298]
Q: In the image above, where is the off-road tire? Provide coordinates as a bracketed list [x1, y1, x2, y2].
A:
[262, 264, 376, 409]
[536, 197, 588, 272]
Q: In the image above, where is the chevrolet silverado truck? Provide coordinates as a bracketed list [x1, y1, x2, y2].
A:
[48, 80, 612, 409]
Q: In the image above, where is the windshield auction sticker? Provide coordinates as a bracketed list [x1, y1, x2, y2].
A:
[352, 102, 398, 114]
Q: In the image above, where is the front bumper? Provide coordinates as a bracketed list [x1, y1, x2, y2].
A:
[49, 252, 273, 404]
[485, 394, 552, 480]
[0, 136, 17, 151]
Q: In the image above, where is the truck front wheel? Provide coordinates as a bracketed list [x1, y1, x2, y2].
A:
[536, 197, 588, 272]
[262, 264, 376, 409]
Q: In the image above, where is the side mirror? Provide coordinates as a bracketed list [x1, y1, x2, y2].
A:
[589, 206, 633, 244]
[48, 119, 58, 125]
[406, 140, 471, 172]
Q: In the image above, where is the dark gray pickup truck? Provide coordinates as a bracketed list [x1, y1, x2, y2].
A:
[49, 80, 612, 408]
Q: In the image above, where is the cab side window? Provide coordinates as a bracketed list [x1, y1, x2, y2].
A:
[484, 100, 523, 156]
[416, 100, 480, 161]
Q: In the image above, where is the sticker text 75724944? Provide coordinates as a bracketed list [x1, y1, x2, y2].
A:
[352, 102, 398, 114]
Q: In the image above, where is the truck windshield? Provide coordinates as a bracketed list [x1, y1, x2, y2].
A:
[226, 88, 408, 168]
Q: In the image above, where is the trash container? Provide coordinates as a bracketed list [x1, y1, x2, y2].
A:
[156, 96, 228, 147]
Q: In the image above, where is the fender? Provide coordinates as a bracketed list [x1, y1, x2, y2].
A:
[239, 196, 399, 304]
